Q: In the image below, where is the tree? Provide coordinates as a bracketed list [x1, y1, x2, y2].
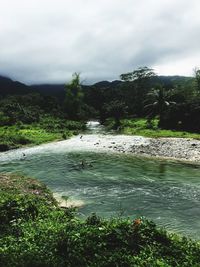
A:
[120, 66, 156, 82]
[144, 86, 175, 127]
[102, 100, 128, 129]
[64, 73, 84, 119]
[194, 67, 200, 93]
[120, 67, 156, 116]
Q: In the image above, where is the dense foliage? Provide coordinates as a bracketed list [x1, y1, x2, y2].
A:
[0, 117, 86, 151]
[84, 67, 200, 133]
[1, 174, 200, 267]
[104, 118, 200, 139]
[0, 87, 86, 151]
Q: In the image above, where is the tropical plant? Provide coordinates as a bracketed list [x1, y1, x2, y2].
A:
[64, 73, 84, 119]
[102, 100, 128, 129]
[120, 67, 156, 116]
[194, 67, 200, 93]
[144, 86, 176, 127]
[120, 66, 156, 82]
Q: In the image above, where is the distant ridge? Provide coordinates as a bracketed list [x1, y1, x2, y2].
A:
[30, 84, 65, 97]
[0, 74, 194, 97]
[0, 75, 32, 95]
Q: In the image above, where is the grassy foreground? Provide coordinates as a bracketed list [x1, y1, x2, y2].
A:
[0, 116, 86, 151]
[108, 118, 200, 139]
[0, 174, 200, 267]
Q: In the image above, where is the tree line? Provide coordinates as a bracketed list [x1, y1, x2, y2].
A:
[0, 67, 200, 133]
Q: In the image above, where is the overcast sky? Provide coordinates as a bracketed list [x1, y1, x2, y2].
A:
[0, 0, 200, 84]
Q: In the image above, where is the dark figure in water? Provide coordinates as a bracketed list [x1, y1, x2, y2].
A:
[81, 160, 85, 169]
[80, 160, 93, 169]
[21, 153, 26, 160]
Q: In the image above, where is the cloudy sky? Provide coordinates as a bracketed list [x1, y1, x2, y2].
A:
[0, 0, 200, 84]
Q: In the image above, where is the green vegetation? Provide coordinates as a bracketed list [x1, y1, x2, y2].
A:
[0, 173, 200, 267]
[0, 67, 200, 152]
[102, 100, 128, 129]
[0, 76, 87, 151]
[84, 66, 200, 133]
[0, 125, 59, 150]
[108, 118, 200, 139]
[64, 73, 84, 119]
[0, 117, 86, 151]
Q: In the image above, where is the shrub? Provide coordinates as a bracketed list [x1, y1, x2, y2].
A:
[1, 174, 200, 267]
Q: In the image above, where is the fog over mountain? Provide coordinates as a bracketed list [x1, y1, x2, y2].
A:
[0, 0, 200, 84]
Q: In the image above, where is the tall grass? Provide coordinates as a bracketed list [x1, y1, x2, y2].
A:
[119, 118, 200, 139]
[0, 116, 86, 151]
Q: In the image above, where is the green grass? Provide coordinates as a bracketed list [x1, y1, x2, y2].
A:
[0, 116, 86, 151]
[119, 118, 200, 139]
[0, 125, 61, 150]
[0, 174, 200, 267]
[19, 128, 63, 144]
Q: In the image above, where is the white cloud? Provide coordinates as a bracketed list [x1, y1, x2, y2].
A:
[0, 0, 200, 84]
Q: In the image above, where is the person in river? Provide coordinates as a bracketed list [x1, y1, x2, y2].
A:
[81, 160, 86, 169]
[80, 160, 93, 169]
[21, 152, 26, 160]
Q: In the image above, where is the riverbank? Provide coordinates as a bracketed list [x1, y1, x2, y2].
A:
[53, 134, 200, 163]
[0, 134, 200, 164]
[98, 135, 200, 163]
[1, 173, 200, 267]
[0, 118, 86, 151]
[118, 118, 200, 139]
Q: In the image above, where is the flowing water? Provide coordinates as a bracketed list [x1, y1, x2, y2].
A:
[0, 121, 200, 239]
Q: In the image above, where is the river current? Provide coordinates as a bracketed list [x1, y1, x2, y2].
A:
[0, 121, 200, 239]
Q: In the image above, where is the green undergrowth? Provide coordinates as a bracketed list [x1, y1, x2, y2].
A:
[109, 118, 200, 139]
[0, 116, 86, 151]
[0, 174, 200, 267]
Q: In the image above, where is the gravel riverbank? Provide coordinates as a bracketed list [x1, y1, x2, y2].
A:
[0, 134, 200, 164]
[116, 137, 200, 163]
[81, 135, 200, 163]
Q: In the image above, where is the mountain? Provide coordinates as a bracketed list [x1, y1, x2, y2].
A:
[155, 75, 194, 88]
[93, 80, 122, 88]
[0, 76, 32, 96]
[0, 75, 194, 97]
[30, 84, 65, 98]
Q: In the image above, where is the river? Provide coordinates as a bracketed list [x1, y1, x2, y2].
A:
[0, 121, 200, 239]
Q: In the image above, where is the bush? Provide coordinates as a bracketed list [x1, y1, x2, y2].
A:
[0, 143, 9, 151]
[1, 174, 200, 267]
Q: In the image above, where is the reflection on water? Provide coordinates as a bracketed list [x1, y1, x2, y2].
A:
[0, 151, 200, 239]
[158, 163, 167, 175]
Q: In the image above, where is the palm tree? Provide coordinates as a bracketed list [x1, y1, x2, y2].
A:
[102, 100, 128, 129]
[144, 87, 175, 127]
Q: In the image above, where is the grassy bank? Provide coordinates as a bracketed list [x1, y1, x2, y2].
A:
[0, 116, 86, 151]
[0, 174, 200, 267]
[107, 118, 200, 139]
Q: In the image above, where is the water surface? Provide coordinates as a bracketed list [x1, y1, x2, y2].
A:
[0, 150, 199, 239]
